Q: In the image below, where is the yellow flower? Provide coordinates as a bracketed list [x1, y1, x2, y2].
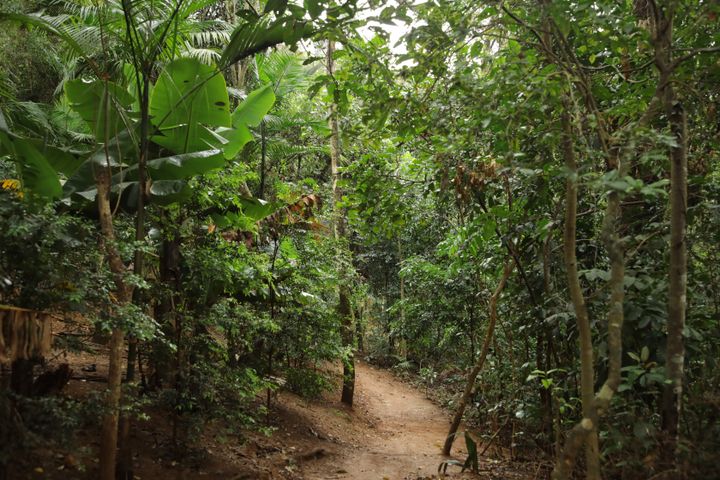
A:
[1, 179, 23, 198]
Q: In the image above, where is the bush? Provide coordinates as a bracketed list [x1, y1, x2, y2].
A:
[285, 367, 333, 399]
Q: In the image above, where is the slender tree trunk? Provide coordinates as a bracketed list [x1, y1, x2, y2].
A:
[443, 261, 513, 455]
[118, 69, 151, 480]
[95, 165, 132, 480]
[398, 239, 407, 359]
[258, 120, 267, 198]
[541, 237, 556, 453]
[553, 108, 600, 480]
[553, 105, 628, 480]
[327, 39, 354, 406]
[661, 86, 687, 468]
[648, 9, 687, 469]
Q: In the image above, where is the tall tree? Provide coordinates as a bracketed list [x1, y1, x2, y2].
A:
[647, 2, 687, 469]
[94, 153, 133, 480]
[327, 39, 354, 406]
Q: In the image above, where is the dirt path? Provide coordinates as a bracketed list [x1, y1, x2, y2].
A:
[21, 327, 536, 480]
[48, 349, 532, 480]
[295, 361, 469, 479]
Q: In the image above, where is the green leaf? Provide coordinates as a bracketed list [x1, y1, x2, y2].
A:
[220, 17, 312, 68]
[584, 269, 611, 281]
[233, 83, 277, 128]
[150, 58, 231, 154]
[304, 0, 322, 19]
[264, 0, 288, 14]
[212, 125, 253, 159]
[640, 346, 650, 362]
[0, 132, 62, 200]
[280, 237, 299, 259]
[61, 130, 137, 201]
[462, 431, 479, 473]
[24, 139, 84, 177]
[149, 180, 193, 205]
[0, 12, 89, 63]
[65, 79, 134, 142]
[146, 149, 225, 180]
[237, 196, 279, 221]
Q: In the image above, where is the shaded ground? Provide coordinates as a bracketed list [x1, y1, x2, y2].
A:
[300, 360, 469, 479]
[265, 361, 535, 480]
[9, 335, 536, 479]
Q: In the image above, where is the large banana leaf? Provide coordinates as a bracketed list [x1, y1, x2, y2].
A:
[208, 83, 276, 160]
[213, 125, 252, 160]
[64, 148, 226, 203]
[233, 84, 276, 128]
[0, 131, 62, 200]
[237, 197, 279, 221]
[65, 79, 135, 143]
[61, 129, 137, 201]
[147, 149, 225, 180]
[0, 111, 83, 200]
[150, 58, 231, 154]
[212, 83, 277, 160]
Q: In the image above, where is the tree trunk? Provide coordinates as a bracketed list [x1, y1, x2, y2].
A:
[643, 7, 687, 470]
[95, 165, 132, 480]
[553, 103, 629, 480]
[398, 239, 407, 359]
[443, 261, 513, 455]
[327, 39, 355, 406]
[661, 88, 687, 466]
[553, 108, 600, 480]
[259, 120, 267, 198]
[118, 67, 151, 480]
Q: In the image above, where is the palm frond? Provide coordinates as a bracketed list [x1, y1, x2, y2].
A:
[0, 72, 18, 104]
[184, 46, 221, 65]
[266, 141, 328, 161]
[189, 27, 231, 48]
[257, 50, 308, 98]
[219, 16, 313, 69]
[15, 102, 55, 137]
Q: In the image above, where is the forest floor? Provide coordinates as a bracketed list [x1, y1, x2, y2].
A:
[294, 361, 535, 480]
[12, 341, 538, 480]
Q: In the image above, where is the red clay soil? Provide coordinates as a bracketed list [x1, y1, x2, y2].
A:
[8, 349, 536, 480]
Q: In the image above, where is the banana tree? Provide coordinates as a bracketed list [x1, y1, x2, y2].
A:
[0, 32, 278, 480]
[55, 59, 275, 204]
[1, 2, 358, 478]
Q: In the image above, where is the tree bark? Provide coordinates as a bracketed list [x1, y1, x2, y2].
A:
[553, 108, 600, 480]
[118, 64, 151, 480]
[553, 103, 629, 480]
[443, 261, 513, 455]
[650, 7, 687, 466]
[327, 39, 355, 406]
[95, 165, 132, 480]
[661, 89, 686, 465]
[258, 120, 267, 198]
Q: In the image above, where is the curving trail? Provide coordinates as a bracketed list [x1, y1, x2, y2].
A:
[298, 361, 469, 479]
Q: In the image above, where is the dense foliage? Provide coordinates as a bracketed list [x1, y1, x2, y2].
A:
[1, 1, 718, 479]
